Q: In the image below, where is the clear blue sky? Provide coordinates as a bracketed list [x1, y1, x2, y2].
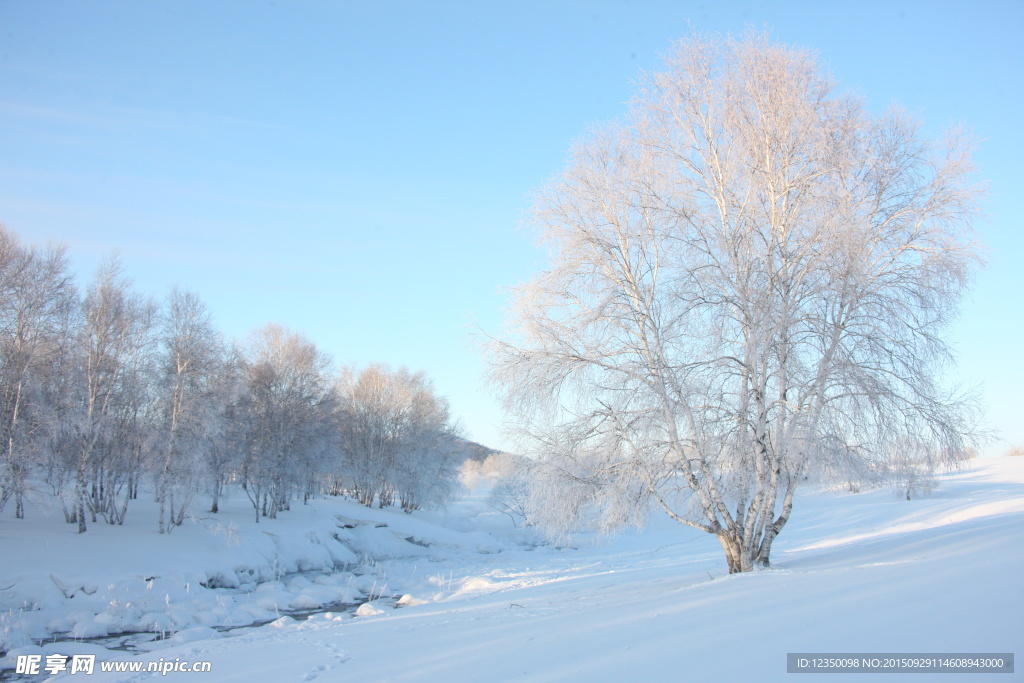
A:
[1, 0, 1021, 455]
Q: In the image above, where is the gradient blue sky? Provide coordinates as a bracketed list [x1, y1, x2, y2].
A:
[1, 0, 1021, 455]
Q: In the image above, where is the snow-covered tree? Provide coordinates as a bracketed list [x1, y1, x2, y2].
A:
[204, 348, 247, 514]
[335, 365, 461, 511]
[238, 324, 335, 521]
[484, 453, 534, 527]
[70, 258, 158, 531]
[336, 364, 407, 507]
[490, 31, 982, 572]
[394, 391, 461, 513]
[154, 287, 225, 533]
[0, 225, 76, 518]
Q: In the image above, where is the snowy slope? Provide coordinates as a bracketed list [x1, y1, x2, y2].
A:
[3, 459, 1022, 682]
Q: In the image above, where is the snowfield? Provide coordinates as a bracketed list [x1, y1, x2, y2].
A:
[2, 458, 1021, 682]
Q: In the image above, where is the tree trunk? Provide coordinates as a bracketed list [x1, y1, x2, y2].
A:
[717, 530, 754, 574]
[75, 459, 88, 534]
[210, 477, 220, 514]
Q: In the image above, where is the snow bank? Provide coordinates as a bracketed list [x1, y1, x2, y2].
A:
[0, 486, 523, 661]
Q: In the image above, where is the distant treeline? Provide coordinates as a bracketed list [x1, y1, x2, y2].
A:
[0, 224, 466, 533]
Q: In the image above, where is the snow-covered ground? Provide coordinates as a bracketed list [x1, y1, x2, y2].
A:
[2, 458, 1022, 682]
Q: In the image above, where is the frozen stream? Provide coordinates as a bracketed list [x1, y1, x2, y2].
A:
[35, 567, 397, 655]
[0, 567, 402, 682]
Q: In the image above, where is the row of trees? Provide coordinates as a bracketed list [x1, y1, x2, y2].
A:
[0, 226, 462, 532]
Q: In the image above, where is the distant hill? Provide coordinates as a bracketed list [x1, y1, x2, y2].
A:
[453, 438, 502, 463]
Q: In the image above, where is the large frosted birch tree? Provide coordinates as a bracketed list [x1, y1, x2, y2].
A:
[490, 32, 982, 573]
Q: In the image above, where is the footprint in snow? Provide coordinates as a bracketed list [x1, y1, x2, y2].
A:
[302, 641, 351, 680]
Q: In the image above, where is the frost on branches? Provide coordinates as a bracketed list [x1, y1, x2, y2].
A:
[335, 364, 462, 513]
[0, 225, 467, 533]
[490, 32, 982, 573]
